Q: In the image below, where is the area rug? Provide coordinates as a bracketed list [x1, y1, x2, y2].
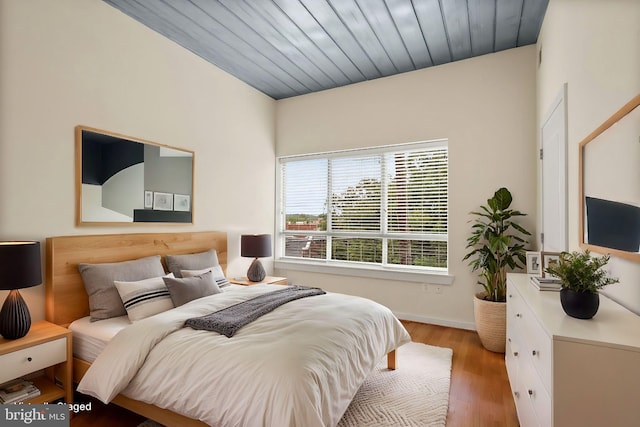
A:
[138, 341, 452, 427]
[338, 341, 452, 427]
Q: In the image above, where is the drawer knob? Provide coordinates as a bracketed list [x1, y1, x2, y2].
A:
[514, 391, 520, 398]
[532, 350, 537, 356]
[516, 313, 522, 318]
[27, 357, 32, 362]
[528, 389, 534, 397]
[513, 351, 519, 357]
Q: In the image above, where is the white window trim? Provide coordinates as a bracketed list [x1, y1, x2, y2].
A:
[276, 139, 449, 277]
[275, 258, 454, 285]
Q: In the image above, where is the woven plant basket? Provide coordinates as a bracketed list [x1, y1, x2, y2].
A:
[473, 292, 506, 353]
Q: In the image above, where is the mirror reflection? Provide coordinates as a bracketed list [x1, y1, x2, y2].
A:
[76, 126, 194, 224]
[580, 96, 640, 260]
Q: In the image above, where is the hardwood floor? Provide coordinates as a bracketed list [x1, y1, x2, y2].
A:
[70, 321, 519, 426]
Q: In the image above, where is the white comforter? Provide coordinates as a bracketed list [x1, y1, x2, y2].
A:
[77, 284, 410, 427]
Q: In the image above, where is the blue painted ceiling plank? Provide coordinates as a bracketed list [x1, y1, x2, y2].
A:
[300, 0, 382, 80]
[414, 0, 452, 65]
[328, 0, 399, 77]
[468, 0, 496, 56]
[219, 0, 339, 90]
[244, 1, 352, 88]
[384, 0, 434, 69]
[494, 0, 524, 51]
[273, 0, 366, 83]
[355, 0, 416, 74]
[190, 0, 321, 93]
[518, 0, 549, 45]
[440, 0, 473, 62]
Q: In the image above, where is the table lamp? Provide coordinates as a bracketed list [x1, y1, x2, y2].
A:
[0, 241, 42, 340]
[241, 234, 272, 282]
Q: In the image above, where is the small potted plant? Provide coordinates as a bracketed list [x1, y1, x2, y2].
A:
[463, 187, 531, 352]
[544, 249, 619, 319]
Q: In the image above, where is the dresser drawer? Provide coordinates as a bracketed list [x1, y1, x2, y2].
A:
[512, 385, 540, 427]
[519, 303, 552, 392]
[510, 287, 552, 392]
[505, 334, 520, 385]
[520, 351, 552, 427]
[507, 288, 528, 331]
[510, 339, 540, 427]
[506, 291, 521, 336]
[0, 338, 67, 384]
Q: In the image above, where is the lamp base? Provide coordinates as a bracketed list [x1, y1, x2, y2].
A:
[0, 290, 31, 340]
[247, 258, 266, 282]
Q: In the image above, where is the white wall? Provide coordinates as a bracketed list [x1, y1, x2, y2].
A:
[276, 46, 538, 329]
[0, 0, 276, 321]
[537, 0, 640, 314]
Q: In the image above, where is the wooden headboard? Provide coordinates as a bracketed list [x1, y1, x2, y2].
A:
[45, 231, 227, 327]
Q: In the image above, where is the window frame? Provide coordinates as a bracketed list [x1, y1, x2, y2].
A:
[275, 139, 452, 284]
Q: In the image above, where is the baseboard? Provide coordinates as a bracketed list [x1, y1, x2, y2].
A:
[393, 311, 476, 331]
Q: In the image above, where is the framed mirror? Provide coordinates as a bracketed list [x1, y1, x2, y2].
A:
[76, 125, 194, 225]
[579, 94, 640, 261]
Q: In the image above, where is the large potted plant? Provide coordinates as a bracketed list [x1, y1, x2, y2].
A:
[544, 250, 618, 319]
[463, 187, 530, 353]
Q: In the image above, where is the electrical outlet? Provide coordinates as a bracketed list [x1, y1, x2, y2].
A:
[433, 285, 443, 295]
[421, 284, 428, 292]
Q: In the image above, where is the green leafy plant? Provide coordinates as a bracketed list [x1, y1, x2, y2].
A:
[463, 187, 531, 302]
[545, 250, 619, 293]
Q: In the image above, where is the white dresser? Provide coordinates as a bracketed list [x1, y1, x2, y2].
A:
[506, 273, 640, 427]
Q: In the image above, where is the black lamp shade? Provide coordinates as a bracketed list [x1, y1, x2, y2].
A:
[0, 241, 42, 291]
[241, 234, 272, 259]
[0, 241, 41, 340]
[241, 235, 272, 282]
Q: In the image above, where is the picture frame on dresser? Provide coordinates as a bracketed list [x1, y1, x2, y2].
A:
[541, 251, 561, 278]
[526, 251, 541, 275]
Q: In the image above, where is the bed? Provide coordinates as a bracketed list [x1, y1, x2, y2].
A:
[45, 231, 410, 427]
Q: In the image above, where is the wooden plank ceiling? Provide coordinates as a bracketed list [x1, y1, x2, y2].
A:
[103, 0, 548, 99]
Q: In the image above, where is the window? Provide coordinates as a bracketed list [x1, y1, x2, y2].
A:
[277, 140, 448, 274]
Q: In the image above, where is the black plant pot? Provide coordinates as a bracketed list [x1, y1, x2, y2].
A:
[560, 288, 600, 319]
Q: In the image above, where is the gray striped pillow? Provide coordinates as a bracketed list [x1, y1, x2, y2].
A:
[114, 274, 175, 322]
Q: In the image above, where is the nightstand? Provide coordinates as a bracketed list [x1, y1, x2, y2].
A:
[0, 320, 72, 404]
[229, 276, 288, 286]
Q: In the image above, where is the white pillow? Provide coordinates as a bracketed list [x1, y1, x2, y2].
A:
[114, 274, 175, 322]
[181, 265, 230, 288]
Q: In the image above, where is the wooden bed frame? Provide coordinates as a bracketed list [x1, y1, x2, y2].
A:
[45, 231, 396, 426]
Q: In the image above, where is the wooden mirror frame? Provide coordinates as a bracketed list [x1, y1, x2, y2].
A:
[579, 94, 640, 261]
[75, 125, 195, 226]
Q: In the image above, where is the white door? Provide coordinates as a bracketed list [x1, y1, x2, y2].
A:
[541, 85, 568, 252]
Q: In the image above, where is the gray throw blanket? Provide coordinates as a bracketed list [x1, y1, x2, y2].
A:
[184, 285, 326, 338]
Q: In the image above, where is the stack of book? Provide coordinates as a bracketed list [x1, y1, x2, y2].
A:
[530, 275, 562, 291]
[0, 379, 40, 404]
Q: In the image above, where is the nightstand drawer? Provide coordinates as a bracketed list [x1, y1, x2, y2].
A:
[0, 337, 67, 384]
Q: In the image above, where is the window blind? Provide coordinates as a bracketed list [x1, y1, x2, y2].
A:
[278, 140, 448, 270]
